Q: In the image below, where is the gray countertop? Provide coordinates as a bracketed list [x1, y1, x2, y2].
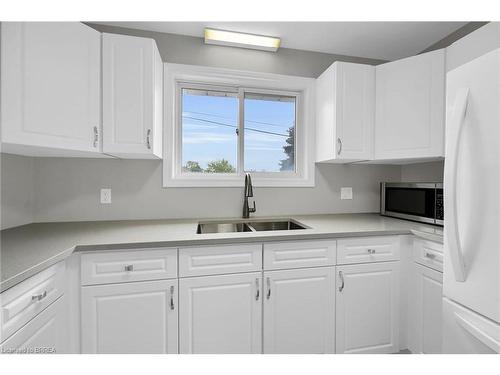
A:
[0, 213, 443, 292]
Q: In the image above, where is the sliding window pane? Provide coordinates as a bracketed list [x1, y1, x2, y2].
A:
[244, 93, 296, 172]
[181, 88, 238, 174]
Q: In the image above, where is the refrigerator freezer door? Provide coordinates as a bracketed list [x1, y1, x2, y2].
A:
[444, 48, 500, 323]
[442, 298, 500, 353]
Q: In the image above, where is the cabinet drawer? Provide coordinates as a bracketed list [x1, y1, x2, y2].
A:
[263, 240, 336, 270]
[1, 262, 65, 343]
[179, 244, 262, 277]
[413, 238, 443, 272]
[81, 248, 177, 286]
[0, 296, 65, 354]
[337, 236, 400, 264]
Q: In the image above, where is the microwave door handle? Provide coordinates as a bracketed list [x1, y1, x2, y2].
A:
[444, 88, 469, 282]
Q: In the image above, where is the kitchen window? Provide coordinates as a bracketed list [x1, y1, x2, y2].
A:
[244, 92, 296, 173]
[164, 64, 315, 187]
[181, 87, 239, 174]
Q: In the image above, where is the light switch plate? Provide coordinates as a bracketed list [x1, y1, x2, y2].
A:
[340, 187, 353, 200]
[100, 188, 112, 204]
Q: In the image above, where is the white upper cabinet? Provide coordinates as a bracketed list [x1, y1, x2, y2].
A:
[102, 33, 163, 159]
[316, 62, 375, 163]
[1, 22, 102, 156]
[374, 49, 445, 161]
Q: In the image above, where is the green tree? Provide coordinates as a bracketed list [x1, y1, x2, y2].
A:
[183, 161, 203, 173]
[279, 126, 295, 171]
[205, 159, 236, 173]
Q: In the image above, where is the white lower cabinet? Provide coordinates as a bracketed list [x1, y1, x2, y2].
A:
[263, 267, 335, 353]
[74, 237, 409, 354]
[335, 262, 400, 353]
[179, 272, 262, 354]
[408, 263, 443, 354]
[81, 279, 178, 354]
[0, 296, 66, 354]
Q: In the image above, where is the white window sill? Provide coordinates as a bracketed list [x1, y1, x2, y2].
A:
[163, 175, 315, 188]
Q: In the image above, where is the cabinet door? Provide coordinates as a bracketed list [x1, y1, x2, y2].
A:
[263, 267, 335, 353]
[336, 262, 400, 353]
[1, 22, 101, 156]
[335, 62, 375, 161]
[81, 279, 178, 353]
[0, 297, 66, 354]
[179, 273, 262, 354]
[408, 263, 443, 354]
[102, 33, 163, 159]
[375, 49, 445, 160]
[316, 62, 374, 163]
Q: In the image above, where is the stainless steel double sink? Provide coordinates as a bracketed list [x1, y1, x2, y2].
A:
[196, 219, 307, 234]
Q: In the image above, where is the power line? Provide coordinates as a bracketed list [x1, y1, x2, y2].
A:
[183, 111, 294, 129]
[182, 116, 289, 137]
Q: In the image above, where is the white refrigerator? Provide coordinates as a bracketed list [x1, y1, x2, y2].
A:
[443, 47, 500, 353]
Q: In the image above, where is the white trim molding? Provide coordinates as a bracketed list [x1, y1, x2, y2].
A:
[163, 63, 316, 187]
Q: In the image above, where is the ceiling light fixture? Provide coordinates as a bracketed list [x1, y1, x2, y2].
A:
[204, 28, 281, 52]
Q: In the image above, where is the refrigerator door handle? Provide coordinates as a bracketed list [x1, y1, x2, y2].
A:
[445, 88, 469, 282]
[454, 313, 500, 353]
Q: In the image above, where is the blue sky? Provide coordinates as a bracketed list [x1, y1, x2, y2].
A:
[182, 91, 295, 172]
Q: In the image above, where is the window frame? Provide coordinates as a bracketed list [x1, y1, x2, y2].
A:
[164, 63, 315, 187]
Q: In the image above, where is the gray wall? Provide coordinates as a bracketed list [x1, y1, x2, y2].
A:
[86, 23, 386, 78]
[29, 157, 401, 223]
[1, 154, 35, 229]
[446, 22, 500, 71]
[401, 161, 444, 182]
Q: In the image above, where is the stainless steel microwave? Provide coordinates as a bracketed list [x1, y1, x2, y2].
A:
[380, 182, 443, 226]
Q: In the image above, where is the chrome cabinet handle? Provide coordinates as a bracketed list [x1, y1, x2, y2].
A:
[337, 138, 342, 155]
[124, 264, 134, 271]
[146, 129, 152, 149]
[255, 278, 260, 301]
[425, 252, 436, 259]
[32, 291, 47, 301]
[93, 126, 99, 148]
[338, 271, 345, 292]
[367, 249, 376, 254]
[266, 277, 271, 300]
[170, 285, 175, 310]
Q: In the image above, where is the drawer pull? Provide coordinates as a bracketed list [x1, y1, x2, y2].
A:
[425, 252, 436, 259]
[124, 264, 134, 272]
[367, 249, 376, 254]
[31, 291, 47, 302]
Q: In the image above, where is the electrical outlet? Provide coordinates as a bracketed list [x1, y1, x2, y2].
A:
[100, 188, 112, 204]
[340, 187, 353, 200]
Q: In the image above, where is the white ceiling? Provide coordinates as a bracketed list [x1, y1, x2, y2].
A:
[96, 21, 467, 61]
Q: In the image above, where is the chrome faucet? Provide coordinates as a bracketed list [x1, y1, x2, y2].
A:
[243, 173, 256, 219]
